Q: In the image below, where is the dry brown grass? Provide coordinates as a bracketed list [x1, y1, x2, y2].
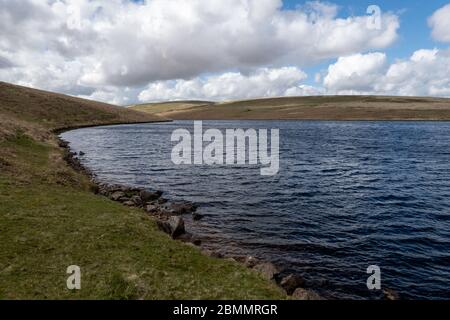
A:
[132, 95, 450, 121]
[0, 81, 164, 142]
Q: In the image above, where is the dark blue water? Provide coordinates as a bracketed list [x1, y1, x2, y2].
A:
[61, 120, 450, 300]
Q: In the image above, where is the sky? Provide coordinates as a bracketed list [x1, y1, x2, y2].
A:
[0, 0, 450, 105]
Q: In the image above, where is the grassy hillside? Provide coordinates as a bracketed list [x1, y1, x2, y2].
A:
[131, 96, 450, 120]
[0, 81, 166, 140]
[129, 101, 213, 116]
[0, 82, 284, 299]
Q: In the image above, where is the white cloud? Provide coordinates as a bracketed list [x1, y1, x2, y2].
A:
[2, 0, 448, 102]
[322, 49, 450, 97]
[0, 0, 399, 103]
[428, 4, 450, 43]
[324, 52, 387, 93]
[138, 67, 308, 102]
[381, 48, 450, 96]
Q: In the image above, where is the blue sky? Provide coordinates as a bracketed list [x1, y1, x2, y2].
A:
[1, 0, 450, 103]
[283, 0, 447, 54]
[282, 0, 450, 86]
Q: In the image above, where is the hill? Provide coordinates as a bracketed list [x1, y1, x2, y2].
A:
[0, 81, 165, 140]
[0, 82, 283, 299]
[131, 96, 450, 120]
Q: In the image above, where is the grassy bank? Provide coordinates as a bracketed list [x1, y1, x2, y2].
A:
[131, 96, 450, 120]
[0, 82, 284, 299]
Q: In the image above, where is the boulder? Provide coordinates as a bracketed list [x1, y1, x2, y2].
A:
[292, 288, 323, 300]
[145, 204, 159, 214]
[161, 201, 197, 215]
[130, 195, 143, 206]
[79, 151, 85, 156]
[123, 201, 136, 207]
[140, 190, 163, 202]
[58, 140, 69, 148]
[110, 191, 126, 201]
[202, 249, 224, 259]
[383, 288, 400, 301]
[177, 233, 202, 246]
[243, 256, 259, 268]
[157, 198, 168, 204]
[280, 274, 305, 295]
[253, 262, 280, 280]
[192, 213, 204, 221]
[157, 216, 185, 239]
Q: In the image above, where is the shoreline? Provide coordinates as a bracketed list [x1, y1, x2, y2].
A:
[57, 129, 325, 300]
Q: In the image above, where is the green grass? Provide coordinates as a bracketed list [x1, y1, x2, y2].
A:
[0, 135, 284, 300]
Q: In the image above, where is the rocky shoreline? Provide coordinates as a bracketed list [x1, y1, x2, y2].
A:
[59, 137, 325, 300]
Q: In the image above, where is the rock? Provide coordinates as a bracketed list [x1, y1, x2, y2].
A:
[156, 216, 185, 239]
[161, 201, 197, 215]
[280, 274, 305, 295]
[79, 151, 85, 156]
[253, 262, 280, 280]
[202, 249, 224, 259]
[176, 233, 202, 246]
[157, 198, 168, 204]
[130, 195, 143, 206]
[383, 288, 400, 301]
[140, 190, 163, 202]
[169, 216, 185, 238]
[179, 201, 197, 213]
[123, 201, 135, 207]
[292, 288, 323, 300]
[192, 213, 204, 221]
[145, 204, 159, 213]
[110, 191, 126, 201]
[58, 140, 69, 148]
[243, 256, 259, 268]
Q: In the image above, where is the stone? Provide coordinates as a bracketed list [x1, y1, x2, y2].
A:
[156, 216, 185, 239]
[145, 204, 159, 213]
[79, 151, 85, 156]
[157, 198, 168, 204]
[192, 213, 204, 221]
[292, 288, 323, 300]
[253, 262, 280, 280]
[280, 274, 305, 295]
[383, 288, 400, 300]
[169, 216, 185, 238]
[202, 249, 224, 259]
[123, 201, 135, 207]
[140, 190, 163, 202]
[243, 256, 259, 268]
[130, 195, 143, 206]
[161, 201, 197, 215]
[110, 191, 126, 201]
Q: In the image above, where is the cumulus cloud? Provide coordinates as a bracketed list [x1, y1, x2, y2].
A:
[381, 48, 450, 96]
[324, 52, 387, 93]
[428, 4, 450, 43]
[138, 67, 309, 102]
[0, 0, 400, 103]
[322, 49, 450, 97]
